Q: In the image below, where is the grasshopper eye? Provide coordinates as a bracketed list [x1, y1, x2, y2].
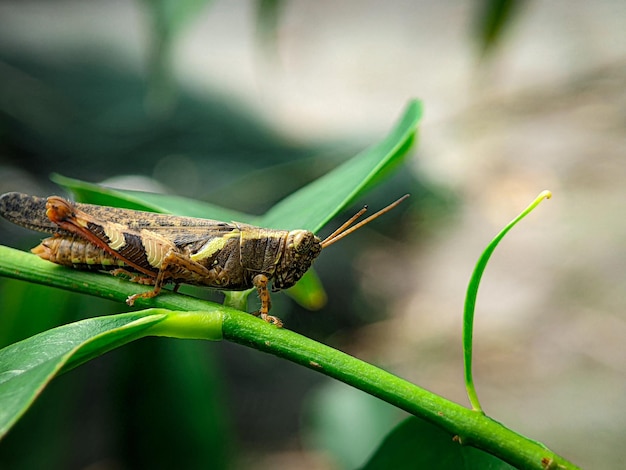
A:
[290, 230, 315, 253]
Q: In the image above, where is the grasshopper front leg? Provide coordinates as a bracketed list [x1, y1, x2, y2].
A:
[252, 274, 282, 327]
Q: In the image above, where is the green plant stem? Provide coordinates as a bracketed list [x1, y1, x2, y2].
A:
[221, 314, 575, 470]
[0, 245, 579, 470]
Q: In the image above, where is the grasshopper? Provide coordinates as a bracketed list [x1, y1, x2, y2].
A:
[0, 192, 408, 326]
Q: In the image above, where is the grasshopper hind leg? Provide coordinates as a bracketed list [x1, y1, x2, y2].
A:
[110, 268, 157, 286]
[111, 268, 164, 306]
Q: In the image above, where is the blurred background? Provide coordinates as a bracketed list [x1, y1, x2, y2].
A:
[0, 1, 624, 469]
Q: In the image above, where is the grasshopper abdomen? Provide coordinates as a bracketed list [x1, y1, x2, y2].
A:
[33, 236, 127, 271]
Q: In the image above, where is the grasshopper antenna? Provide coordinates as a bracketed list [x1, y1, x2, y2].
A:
[321, 194, 409, 249]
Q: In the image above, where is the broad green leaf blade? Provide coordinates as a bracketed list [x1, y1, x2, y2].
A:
[53, 98, 422, 232]
[260, 99, 422, 232]
[52, 174, 254, 223]
[125, 190, 256, 222]
[52, 173, 173, 211]
[0, 312, 165, 439]
[362, 417, 516, 470]
[0, 308, 223, 439]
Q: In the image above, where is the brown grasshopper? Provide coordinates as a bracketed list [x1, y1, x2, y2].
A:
[0, 192, 408, 326]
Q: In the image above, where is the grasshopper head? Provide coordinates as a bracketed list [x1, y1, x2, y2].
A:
[273, 230, 322, 290]
[272, 195, 409, 291]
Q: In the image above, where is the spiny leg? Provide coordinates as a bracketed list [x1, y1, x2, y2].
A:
[125, 249, 232, 306]
[125, 250, 179, 305]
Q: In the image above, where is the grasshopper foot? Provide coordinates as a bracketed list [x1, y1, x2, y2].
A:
[260, 313, 283, 328]
[126, 289, 160, 306]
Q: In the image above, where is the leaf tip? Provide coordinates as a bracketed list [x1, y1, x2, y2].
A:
[539, 190, 552, 201]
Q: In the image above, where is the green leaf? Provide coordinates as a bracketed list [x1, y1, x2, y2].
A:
[463, 191, 552, 412]
[0, 312, 162, 438]
[362, 417, 516, 470]
[54, 98, 422, 233]
[260, 99, 422, 232]
[0, 308, 223, 439]
[51, 173, 254, 223]
[286, 270, 327, 310]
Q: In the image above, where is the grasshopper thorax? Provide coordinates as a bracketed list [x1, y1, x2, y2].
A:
[273, 230, 322, 290]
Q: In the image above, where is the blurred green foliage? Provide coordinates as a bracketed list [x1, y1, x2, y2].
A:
[474, 0, 525, 57]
